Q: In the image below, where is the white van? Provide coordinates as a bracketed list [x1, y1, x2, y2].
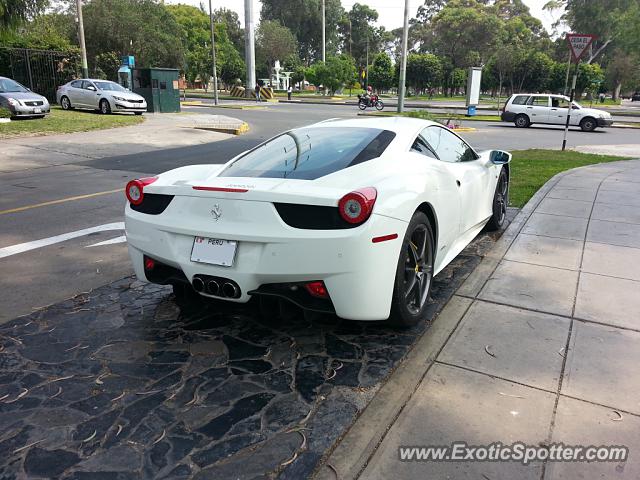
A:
[501, 94, 613, 132]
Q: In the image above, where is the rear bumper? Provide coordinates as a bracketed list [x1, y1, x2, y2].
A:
[501, 111, 516, 122]
[125, 203, 408, 321]
[597, 118, 613, 127]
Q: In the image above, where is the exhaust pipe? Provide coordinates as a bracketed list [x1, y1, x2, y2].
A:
[207, 280, 220, 296]
[192, 277, 205, 292]
[222, 282, 239, 298]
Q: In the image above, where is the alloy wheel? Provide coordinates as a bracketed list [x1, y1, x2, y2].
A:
[403, 225, 433, 315]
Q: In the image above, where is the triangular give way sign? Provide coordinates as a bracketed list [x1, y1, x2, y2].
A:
[566, 34, 597, 62]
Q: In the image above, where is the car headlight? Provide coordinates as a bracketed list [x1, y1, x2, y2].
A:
[6, 98, 20, 107]
[113, 96, 126, 102]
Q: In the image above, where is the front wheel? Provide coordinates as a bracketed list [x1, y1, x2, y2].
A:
[134, 112, 143, 116]
[388, 212, 434, 327]
[579, 117, 597, 132]
[486, 168, 509, 231]
[100, 99, 111, 115]
[375, 100, 384, 111]
[358, 101, 367, 110]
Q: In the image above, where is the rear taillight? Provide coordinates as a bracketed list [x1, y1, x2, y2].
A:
[338, 187, 377, 224]
[125, 176, 157, 205]
[305, 281, 329, 298]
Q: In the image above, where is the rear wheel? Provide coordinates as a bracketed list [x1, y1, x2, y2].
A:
[60, 96, 72, 110]
[388, 212, 434, 327]
[134, 111, 143, 116]
[375, 100, 384, 111]
[514, 114, 530, 128]
[486, 168, 509, 231]
[100, 99, 111, 115]
[579, 117, 597, 132]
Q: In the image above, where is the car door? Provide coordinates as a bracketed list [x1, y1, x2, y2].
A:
[524, 95, 550, 124]
[408, 132, 461, 264]
[549, 96, 577, 125]
[421, 126, 492, 235]
[81, 81, 100, 109]
[67, 80, 84, 106]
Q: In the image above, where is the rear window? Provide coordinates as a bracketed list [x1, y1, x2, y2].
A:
[511, 95, 529, 105]
[219, 127, 396, 180]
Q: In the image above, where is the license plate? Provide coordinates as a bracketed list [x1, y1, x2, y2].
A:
[191, 237, 237, 267]
[34, 108, 42, 113]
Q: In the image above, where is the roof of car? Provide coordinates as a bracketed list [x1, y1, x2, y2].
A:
[311, 116, 439, 133]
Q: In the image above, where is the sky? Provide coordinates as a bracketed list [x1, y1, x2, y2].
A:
[172, 0, 563, 35]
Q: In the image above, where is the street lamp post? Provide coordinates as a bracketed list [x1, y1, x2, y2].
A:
[322, 0, 326, 62]
[76, 0, 89, 78]
[397, 0, 409, 112]
[208, 0, 219, 105]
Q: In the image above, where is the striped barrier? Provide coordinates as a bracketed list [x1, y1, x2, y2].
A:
[230, 85, 245, 97]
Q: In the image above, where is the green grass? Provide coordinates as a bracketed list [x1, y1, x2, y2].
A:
[0, 106, 145, 138]
[509, 149, 632, 207]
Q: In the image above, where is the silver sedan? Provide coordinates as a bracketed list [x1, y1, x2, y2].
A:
[0, 76, 51, 118]
[56, 79, 147, 115]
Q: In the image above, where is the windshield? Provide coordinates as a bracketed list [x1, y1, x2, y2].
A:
[94, 81, 126, 92]
[0, 78, 28, 93]
[219, 126, 396, 180]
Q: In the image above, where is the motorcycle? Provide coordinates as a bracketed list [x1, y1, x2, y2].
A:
[357, 94, 384, 111]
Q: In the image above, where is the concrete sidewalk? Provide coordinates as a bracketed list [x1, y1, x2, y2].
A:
[319, 159, 640, 479]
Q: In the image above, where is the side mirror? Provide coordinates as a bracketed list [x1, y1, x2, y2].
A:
[489, 150, 511, 165]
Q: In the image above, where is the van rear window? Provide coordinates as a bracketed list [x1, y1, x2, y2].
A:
[220, 127, 396, 180]
[511, 95, 529, 105]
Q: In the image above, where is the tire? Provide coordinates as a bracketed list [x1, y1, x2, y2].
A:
[388, 212, 435, 327]
[579, 117, 597, 132]
[100, 99, 111, 115]
[375, 100, 384, 111]
[514, 114, 530, 128]
[134, 111, 143, 116]
[486, 167, 509, 231]
[60, 96, 72, 110]
[358, 100, 367, 110]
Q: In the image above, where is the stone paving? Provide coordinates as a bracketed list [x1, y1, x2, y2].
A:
[0, 211, 516, 479]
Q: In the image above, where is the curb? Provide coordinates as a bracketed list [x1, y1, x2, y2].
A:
[312, 161, 633, 480]
[192, 122, 249, 135]
[181, 102, 267, 110]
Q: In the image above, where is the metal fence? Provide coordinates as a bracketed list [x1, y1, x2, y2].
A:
[0, 48, 80, 103]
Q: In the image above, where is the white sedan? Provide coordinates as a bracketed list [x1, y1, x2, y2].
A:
[56, 79, 147, 115]
[124, 118, 510, 326]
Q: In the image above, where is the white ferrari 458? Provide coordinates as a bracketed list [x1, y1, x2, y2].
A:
[125, 117, 511, 326]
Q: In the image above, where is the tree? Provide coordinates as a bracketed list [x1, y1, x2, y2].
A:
[306, 55, 355, 94]
[368, 52, 394, 91]
[255, 20, 297, 78]
[94, 51, 120, 79]
[1, 11, 76, 50]
[168, 4, 244, 88]
[83, 0, 184, 70]
[405, 53, 443, 94]
[213, 8, 243, 56]
[0, 0, 47, 28]
[340, 3, 388, 69]
[261, 0, 344, 63]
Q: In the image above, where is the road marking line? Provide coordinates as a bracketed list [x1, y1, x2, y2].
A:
[0, 189, 122, 215]
[86, 235, 127, 248]
[0, 222, 124, 259]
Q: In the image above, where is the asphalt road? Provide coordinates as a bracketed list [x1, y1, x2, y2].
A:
[1, 101, 638, 322]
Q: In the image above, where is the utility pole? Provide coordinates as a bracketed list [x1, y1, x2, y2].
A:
[563, 50, 571, 95]
[322, 0, 326, 62]
[244, 0, 256, 98]
[209, 0, 219, 105]
[397, 0, 409, 112]
[76, 0, 89, 78]
[562, 61, 578, 151]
